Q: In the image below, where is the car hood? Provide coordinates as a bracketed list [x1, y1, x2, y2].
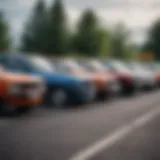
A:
[1, 72, 42, 84]
[71, 71, 104, 82]
[115, 71, 133, 78]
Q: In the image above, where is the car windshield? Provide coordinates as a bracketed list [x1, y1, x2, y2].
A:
[106, 61, 130, 72]
[153, 64, 160, 70]
[146, 63, 160, 71]
[136, 63, 151, 72]
[29, 56, 55, 73]
[64, 60, 86, 73]
[89, 61, 106, 71]
[125, 63, 143, 72]
[77, 60, 105, 72]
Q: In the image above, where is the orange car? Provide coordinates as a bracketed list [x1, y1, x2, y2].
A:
[0, 67, 44, 114]
[52, 59, 119, 99]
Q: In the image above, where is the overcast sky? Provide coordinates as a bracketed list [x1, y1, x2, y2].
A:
[1, 0, 160, 45]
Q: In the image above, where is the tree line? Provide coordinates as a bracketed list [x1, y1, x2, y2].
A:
[0, 0, 160, 59]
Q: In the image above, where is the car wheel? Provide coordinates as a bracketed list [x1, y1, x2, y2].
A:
[123, 87, 135, 96]
[0, 100, 14, 116]
[97, 90, 110, 101]
[16, 107, 33, 114]
[50, 89, 68, 108]
[121, 83, 135, 96]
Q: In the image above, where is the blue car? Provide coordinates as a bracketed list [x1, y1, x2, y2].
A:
[0, 53, 95, 107]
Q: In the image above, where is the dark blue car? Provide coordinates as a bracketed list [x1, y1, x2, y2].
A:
[0, 54, 95, 107]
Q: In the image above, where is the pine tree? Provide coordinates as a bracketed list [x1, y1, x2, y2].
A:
[0, 12, 11, 52]
[142, 19, 160, 60]
[97, 29, 110, 57]
[47, 0, 68, 55]
[110, 24, 129, 59]
[21, 0, 47, 53]
[73, 9, 100, 56]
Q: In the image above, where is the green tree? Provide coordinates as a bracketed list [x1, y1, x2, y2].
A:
[110, 24, 130, 59]
[47, 0, 68, 55]
[0, 12, 11, 51]
[73, 9, 100, 57]
[97, 29, 110, 57]
[21, 0, 48, 53]
[142, 19, 160, 60]
[125, 43, 138, 60]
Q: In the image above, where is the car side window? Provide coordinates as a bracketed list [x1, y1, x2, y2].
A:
[58, 64, 73, 74]
[0, 56, 7, 68]
[8, 58, 32, 73]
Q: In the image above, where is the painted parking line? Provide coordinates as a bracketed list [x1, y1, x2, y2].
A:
[70, 106, 160, 160]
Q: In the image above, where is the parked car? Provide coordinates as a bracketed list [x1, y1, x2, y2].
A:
[101, 60, 136, 95]
[0, 65, 44, 115]
[141, 62, 160, 87]
[51, 59, 108, 100]
[124, 62, 157, 90]
[55, 59, 120, 99]
[0, 53, 95, 107]
[77, 59, 121, 97]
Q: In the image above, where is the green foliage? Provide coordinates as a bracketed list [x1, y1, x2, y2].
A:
[46, 0, 69, 55]
[20, 0, 136, 59]
[125, 44, 138, 60]
[110, 24, 129, 59]
[109, 23, 137, 60]
[21, 0, 48, 53]
[97, 29, 110, 57]
[142, 19, 160, 60]
[73, 9, 100, 57]
[0, 12, 11, 52]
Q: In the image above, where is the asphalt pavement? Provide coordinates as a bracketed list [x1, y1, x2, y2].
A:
[0, 90, 160, 160]
[92, 115, 160, 160]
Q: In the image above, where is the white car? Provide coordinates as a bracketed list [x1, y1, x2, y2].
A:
[124, 62, 156, 90]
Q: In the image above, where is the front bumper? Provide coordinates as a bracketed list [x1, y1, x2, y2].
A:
[96, 80, 121, 97]
[68, 82, 96, 103]
[3, 96, 41, 108]
[5, 82, 45, 107]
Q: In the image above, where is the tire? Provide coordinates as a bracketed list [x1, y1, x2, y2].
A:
[97, 90, 110, 101]
[48, 88, 68, 108]
[0, 100, 5, 116]
[122, 84, 135, 96]
[0, 100, 14, 116]
[16, 107, 32, 114]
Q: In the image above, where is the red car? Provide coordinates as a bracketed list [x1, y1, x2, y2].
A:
[76, 59, 121, 98]
[101, 60, 136, 95]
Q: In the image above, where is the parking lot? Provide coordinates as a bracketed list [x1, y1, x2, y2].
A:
[1, 0, 160, 160]
[0, 90, 160, 160]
